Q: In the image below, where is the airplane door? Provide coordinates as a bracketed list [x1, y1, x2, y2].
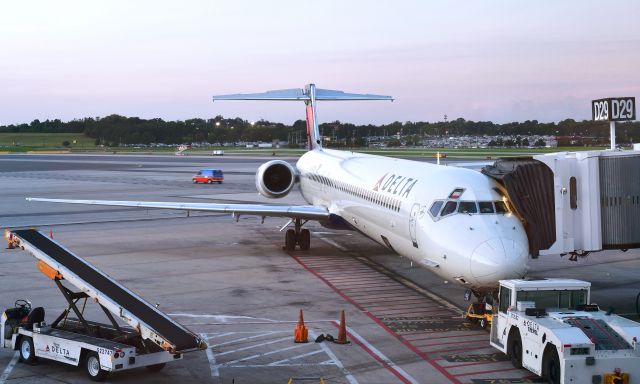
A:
[409, 203, 419, 248]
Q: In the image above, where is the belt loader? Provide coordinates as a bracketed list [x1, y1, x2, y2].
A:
[2, 229, 207, 381]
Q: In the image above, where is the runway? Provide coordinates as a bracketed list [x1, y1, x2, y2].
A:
[0, 153, 638, 383]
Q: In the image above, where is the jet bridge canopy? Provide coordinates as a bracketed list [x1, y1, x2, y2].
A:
[481, 158, 556, 257]
[11, 229, 204, 353]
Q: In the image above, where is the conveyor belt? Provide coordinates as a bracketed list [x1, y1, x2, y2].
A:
[13, 229, 202, 352]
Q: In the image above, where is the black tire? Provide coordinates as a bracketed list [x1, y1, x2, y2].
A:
[207, 180, 212, 184]
[508, 331, 523, 369]
[193, 180, 197, 184]
[479, 317, 488, 330]
[85, 352, 108, 382]
[466, 316, 479, 325]
[146, 363, 166, 372]
[18, 336, 37, 364]
[298, 229, 311, 251]
[543, 346, 561, 384]
[285, 229, 296, 251]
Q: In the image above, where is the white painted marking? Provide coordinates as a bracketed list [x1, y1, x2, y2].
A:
[0, 351, 20, 383]
[310, 330, 358, 384]
[268, 349, 324, 366]
[221, 343, 311, 366]
[201, 333, 220, 379]
[320, 237, 348, 251]
[216, 336, 291, 356]
[346, 326, 419, 384]
[212, 332, 282, 348]
[201, 331, 236, 339]
[169, 313, 278, 323]
[229, 362, 334, 368]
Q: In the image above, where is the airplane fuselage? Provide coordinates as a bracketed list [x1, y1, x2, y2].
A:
[296, 148, 529, 291]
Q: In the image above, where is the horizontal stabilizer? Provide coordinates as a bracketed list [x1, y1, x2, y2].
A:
[213, 87, 393, 102]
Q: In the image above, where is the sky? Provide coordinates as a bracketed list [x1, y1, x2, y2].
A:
[1, 1, 639, 125]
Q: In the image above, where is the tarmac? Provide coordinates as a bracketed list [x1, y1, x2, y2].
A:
[0, 152, 638, 384]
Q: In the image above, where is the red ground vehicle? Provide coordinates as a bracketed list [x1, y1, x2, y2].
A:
[192, 169, 224, 184]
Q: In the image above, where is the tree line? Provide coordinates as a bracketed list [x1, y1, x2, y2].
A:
[1, 114, 639, 147]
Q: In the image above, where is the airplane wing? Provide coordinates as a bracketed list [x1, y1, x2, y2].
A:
[26, 198, 330, 221]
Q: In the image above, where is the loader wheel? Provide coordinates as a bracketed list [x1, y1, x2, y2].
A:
[543, 346, 561, 384]
[19, 336, 37, 364]
[508, 331, 523, 369]
[85, 352, 108, 382]
[146, 363, 166, 372]
[479, 317, 488, 330]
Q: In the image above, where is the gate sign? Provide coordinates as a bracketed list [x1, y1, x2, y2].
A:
[592, 97, 636, 121]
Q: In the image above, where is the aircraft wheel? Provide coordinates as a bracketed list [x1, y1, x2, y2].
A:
[85, 352, 108, 381]
[19, 336, 37, 364]
[285, 229, 296, 251]
[298, 229, 310, 251]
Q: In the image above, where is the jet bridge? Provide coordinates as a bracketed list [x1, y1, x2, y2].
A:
[482, 149, 640, 258]
[8, 229, 206, 353]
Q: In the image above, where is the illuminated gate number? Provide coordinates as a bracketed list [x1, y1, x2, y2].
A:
[592, 97, 636, 121]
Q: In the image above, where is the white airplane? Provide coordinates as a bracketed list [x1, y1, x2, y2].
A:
[28, 84, 529, 297]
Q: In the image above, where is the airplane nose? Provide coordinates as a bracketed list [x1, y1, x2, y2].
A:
[470, 238, 527, 279]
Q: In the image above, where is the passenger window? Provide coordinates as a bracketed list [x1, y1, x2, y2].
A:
[479, 202, 494, 214]
[429, 201, 444, 217]
[495, 201, 508, 214]
[499, 287, 512, 313]
[441, 201, 458, 216]
[458, 201, 478, 214]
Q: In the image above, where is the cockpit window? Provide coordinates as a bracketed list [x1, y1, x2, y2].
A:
[478, 202, 495, 214]
[495, 201, 509, 214]
[429, 201, 444, 217]
[458, 201, 477, 214]
[441, 201, 458, 216]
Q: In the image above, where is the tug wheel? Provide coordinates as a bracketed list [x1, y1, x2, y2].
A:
[508, 331, 523, 369]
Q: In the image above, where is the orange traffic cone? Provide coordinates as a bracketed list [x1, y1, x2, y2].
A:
[294, 309, 308, 343]
[334, 310, 350, 344]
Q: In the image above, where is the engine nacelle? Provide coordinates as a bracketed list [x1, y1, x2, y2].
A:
[255, 160, 297, 198]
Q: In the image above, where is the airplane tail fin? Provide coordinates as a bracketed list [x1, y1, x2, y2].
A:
[212, 84, 393, 150]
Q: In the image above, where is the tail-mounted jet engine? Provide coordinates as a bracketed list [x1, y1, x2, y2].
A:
[255, 160, 298, 198]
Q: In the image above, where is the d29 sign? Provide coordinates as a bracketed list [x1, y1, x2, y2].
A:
[592, 97, 636, 121]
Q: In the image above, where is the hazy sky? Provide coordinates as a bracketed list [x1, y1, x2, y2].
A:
[1, 1, 638, 125]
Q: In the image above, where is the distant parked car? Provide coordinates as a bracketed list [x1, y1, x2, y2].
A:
[193, 169, 224, 184]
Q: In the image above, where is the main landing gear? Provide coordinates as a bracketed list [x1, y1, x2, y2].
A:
[284, 218, 310, 251]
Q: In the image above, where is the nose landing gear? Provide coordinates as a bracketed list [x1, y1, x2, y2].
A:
[283, 219, 311, 251]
